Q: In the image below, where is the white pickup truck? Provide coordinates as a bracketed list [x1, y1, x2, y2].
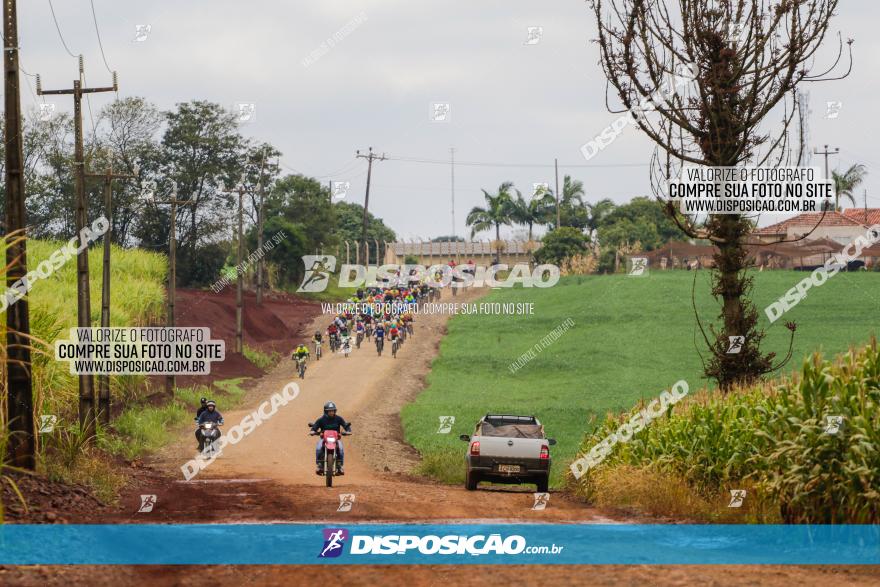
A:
[459, 414, 555, 492]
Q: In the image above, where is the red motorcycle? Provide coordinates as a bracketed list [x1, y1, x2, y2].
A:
[309, 424, 351, 487]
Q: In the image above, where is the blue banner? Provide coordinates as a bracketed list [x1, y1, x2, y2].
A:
[0, 524, 877, 565]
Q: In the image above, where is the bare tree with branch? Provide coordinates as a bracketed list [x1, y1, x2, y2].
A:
[588, 0, 852, 390]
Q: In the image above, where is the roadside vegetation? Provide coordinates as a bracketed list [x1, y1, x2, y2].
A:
[402, 272, 880, 489]
[572, 341, 880, 524]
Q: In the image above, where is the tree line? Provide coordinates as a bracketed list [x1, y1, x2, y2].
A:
[0, 98, 395, 288]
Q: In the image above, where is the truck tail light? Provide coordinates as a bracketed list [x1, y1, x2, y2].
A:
[470, 441, 480, 456]
[540, 444, 550, 459]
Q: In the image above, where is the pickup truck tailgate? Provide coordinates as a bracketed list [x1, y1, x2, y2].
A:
[474, 436, 544, 458]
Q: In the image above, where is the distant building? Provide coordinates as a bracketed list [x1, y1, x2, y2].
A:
[751, 210, 871, 245]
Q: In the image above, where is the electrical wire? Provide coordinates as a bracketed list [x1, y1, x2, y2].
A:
[385, 155, 648, 169]
[47, 0, 78, 58]
[89, 0, 114, 74]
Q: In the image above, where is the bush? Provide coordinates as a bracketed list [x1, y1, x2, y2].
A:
[534, 227, 589, 266]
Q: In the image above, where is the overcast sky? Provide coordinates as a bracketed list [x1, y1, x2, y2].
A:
[17, 0, 880, 240]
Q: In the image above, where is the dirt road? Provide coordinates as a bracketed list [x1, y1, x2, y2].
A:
[147, 289, 607, 522]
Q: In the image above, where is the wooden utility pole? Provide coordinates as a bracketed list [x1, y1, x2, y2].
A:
[147, 182, 195, 396]
[554, 158, 560, 229]
[355, 147, 386, 266]
[4, 0, 35, 468]
[84, 166, 136, 426]
[814, 144, 840, 209]
[37, 58, 117, 436]
[255, 152, 267, 306]
[450, 147, 455, 238]
[236, 183, 244, 354]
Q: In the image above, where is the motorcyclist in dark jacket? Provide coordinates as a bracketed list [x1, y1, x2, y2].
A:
[196, 401, 224, 451]
[310, 401, 351, 475]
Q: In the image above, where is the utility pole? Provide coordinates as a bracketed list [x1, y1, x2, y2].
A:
[450, 147, 455, 238]
[37, 57, 117, 437]
[147, 182, 195, 396]
[356, 147, 386, 266]
[255, 151, 267, 306]
[4, 0, 35, 468]
[554, 158, 560, 230]
[236, 182, 244, 354]
[814, 144, 840, 209]
[84, 165, 136, 426]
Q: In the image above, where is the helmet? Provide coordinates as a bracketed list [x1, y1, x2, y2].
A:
[200, 397, 207, 405]
[206, 400, 216, 408]
[324, 401, 337, 415]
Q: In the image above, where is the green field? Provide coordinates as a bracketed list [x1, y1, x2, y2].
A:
[401, 271, 880, 487]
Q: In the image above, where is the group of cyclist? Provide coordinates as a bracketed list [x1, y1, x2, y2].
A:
[292, 270, 445, 375]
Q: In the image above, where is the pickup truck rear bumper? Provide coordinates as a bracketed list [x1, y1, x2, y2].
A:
[467, 457, 550, 483]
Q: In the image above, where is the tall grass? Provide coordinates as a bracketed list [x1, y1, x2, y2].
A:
[571, 341, 880, 523]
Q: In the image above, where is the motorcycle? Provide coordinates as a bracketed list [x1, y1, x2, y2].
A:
[198, 421, 222, 455]
[309, 424, 352, 487]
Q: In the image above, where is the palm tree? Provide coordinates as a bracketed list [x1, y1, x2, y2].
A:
[510, 189, 555, 241]
[832, 164, 868, 210]
[555, 175, 589, 230]
[467, 182, 515, 263]
[585, 198, 616, 251]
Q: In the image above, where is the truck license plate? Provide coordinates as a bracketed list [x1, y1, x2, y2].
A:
[498, 464, 521, 473]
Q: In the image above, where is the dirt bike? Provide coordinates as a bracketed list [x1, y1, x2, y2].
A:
[198, 420, 222, 455]
[356, 330, 364, 349]
[315, 340, 323, 361]
[376, 336, 384, 357]
[295, 356, 307, 379]
[310, 425, 352, 487]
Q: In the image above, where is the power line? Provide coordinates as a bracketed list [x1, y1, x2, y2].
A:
[384, 155, 648, 168]
[89, 0, 114, 74]
[47, 0, 78, 58]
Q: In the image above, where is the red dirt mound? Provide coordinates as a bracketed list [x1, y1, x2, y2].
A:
[169, 288, 322, 387]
